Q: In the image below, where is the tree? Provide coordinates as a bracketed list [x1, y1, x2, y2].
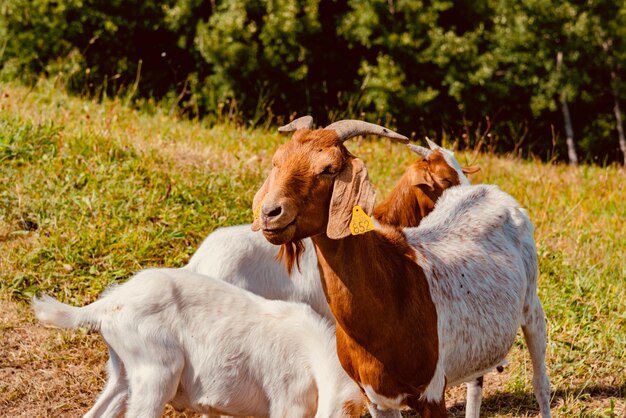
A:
[0, 0, 209, 99]
[2, 0, 625, 163]
[556, 51, 578, 165]
[585, 0, 626, 166]
[194, 0, 363, 124]
[337, 0, 492, 136]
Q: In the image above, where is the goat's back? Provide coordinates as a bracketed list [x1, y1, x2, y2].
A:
[406, 185, 537, 385]
[185, 224, 331, 319]
[95, 268, 345, 416]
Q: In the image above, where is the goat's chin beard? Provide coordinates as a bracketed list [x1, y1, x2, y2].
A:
[262, 223, 296, 245]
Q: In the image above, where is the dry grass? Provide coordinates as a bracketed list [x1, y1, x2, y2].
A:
[0, 298, 203, 418]
[0, 298, 105, 417]
[1, 80, 624, 417]
[4, 296, 621, 417]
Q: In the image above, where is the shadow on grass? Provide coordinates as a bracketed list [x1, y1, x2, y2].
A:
[444, 382, 626, 417]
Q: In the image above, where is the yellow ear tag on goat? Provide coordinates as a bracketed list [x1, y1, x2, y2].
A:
[349, 205, 374, 235]
[253, 195, 267, 221]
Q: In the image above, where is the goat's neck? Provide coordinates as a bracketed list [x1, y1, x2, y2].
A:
[312, 229, 438, 342]
[311, 229, 440, 389]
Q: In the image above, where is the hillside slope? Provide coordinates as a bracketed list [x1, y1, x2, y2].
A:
[1, 81, 624, 417]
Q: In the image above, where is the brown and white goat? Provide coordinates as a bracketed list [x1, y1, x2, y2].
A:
[251, 119, 552, 418]
[186, 122, 479, 300]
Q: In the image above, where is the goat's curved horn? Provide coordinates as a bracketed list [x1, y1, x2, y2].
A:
[407, 144, 432, 158]
[425, 137, 441, 150]
[324, 120, 409, 144]
[278, 116, 314, 133]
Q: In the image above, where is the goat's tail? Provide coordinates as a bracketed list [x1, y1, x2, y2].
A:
[517, 208, 535, 234]
[32, 294, 102, 331]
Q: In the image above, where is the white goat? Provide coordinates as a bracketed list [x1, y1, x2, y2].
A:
[185, 225, 331, 319]
[407, 184, 548, 410]
[32, 268, 365, 418]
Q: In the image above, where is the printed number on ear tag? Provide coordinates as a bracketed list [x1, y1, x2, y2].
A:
[253, 195, 267, 220]
[349, 205, 374, 235]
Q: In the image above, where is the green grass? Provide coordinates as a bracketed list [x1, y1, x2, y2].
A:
[1, 79, 625, 417]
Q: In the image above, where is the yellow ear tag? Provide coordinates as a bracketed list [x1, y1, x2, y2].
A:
[349, 205, 374, 235]
[253, 194, 267, 221]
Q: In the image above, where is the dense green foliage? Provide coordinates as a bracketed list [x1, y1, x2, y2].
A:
[1, 0, 626, 163]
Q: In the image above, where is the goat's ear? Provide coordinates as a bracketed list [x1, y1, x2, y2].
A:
[251, 176, 270, 231]
[462, 165, 481, 175]
[410, 167, 435, 191]
[327, 158, 376, 240]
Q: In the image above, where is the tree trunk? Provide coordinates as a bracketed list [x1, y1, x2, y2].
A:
[610, 71, 626, 166]
[559, 95, 578, 165]
[601, 40, 626, 166]
[556, 51, 578, 165]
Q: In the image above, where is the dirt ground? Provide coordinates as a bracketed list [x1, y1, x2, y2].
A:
[1, 299, 623, 418]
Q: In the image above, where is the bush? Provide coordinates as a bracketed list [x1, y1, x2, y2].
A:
[0, 0, 203, 97]
[1, 0, 625, 163]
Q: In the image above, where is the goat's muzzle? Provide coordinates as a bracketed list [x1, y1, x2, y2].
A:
[262, 221, 296, 245]
[259, 199, 297, 244]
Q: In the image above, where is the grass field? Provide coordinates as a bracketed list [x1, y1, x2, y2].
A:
[1, 80, 624, 417]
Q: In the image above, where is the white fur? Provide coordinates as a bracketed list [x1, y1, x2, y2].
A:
[362, 385, 407, 411]
[464, 378, 483, 418]
[421, 357, 447, 402]
[406, 184, 551, 416]
[185, 225, 332, 321]
[32, 268, 364, 418]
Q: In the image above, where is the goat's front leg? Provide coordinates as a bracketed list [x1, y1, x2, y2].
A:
[365, 400, 402, 418]
[464, 376, 483, 418]
[406, 395, 447, 418]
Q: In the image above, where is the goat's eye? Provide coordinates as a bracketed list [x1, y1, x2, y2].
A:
[320, 165, 338, 176]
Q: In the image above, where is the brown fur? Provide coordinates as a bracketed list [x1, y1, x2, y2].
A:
[280, 150, 466, 271]
[277, 241, 305, 275]
[342, 399, 365, 418]
[313, 226, 441, 411]
[373, 151, 463, 228]
[266, 130, 347, 272]
[427, 150, 462, 186]
[372, 159, 435, 228]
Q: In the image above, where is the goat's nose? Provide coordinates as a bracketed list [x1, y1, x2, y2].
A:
[262, 204, 283, 219]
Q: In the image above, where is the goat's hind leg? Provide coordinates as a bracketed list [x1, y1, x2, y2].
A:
[84, 345, 128, 418]
[124, 347, 184, 418]
[522, 297, 552, 418]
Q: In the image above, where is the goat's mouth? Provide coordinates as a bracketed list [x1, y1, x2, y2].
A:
[262, 220, 296, 244]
